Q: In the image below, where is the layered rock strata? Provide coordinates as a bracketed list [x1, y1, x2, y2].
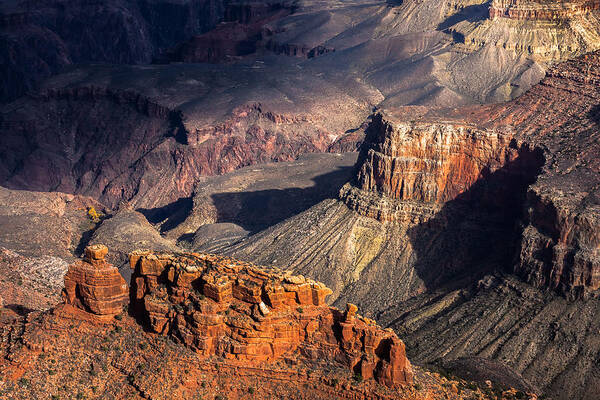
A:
[340, 112, 542, 223]
[129, 250, 414, 387]
[62, 245, 128, 318]
[490, 0, 600, 20]
[342, 50, 600, 300]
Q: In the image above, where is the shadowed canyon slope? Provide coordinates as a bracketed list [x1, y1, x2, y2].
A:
[194, 50, 600, 400]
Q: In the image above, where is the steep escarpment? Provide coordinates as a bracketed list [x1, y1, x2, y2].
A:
[450, 0, 600, 62]
[489, 0, 600, 21]
[340, 49, 600, 300]
[0, 81, 364, 209]
[218, 110, 543, 311]
[402, 50, 600, 299]
[340, 113, 543, 222]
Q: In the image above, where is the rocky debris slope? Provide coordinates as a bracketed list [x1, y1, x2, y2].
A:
[0, 248, 68, 313]
[0, 186, 103, 259]
[163, 152, 357, 243]
[382, 274, 600, 400]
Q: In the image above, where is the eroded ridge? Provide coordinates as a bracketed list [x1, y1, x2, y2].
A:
[126, 249, 413, 387]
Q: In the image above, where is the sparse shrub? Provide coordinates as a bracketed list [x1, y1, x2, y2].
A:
[51, 395, 60, 400]
[248, 387, 255, 394]
[414, 383, 423, 390]
[18, 378, 29, 387]
[215, 395, 226, 400]
[201, 381, 207, 388]
[114, 314, 123, 321]
[127, 374, 135, 384]
[76, 392, 85, 400]
[114, 326, 122, 333]
[87, 207, 101, 223]
[139, 342, 148, 350]
[352, 373, 363, 383]
[48, 369, 56, 375]
[330, 378, 338, 387]
[297, 307, 304, 314]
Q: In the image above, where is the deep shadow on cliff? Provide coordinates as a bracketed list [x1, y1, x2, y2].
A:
[406, 142, 545, 292]
[139, 163, 355, 238]
[208, 165, 355, 233]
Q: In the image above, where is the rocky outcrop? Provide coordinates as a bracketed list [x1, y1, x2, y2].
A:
[129, 250, 413, 387]
[340, 112, 543, 223]
[62, 245, 128, 318]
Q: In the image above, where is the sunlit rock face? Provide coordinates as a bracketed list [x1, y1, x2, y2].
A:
[489, 0, 600, 21]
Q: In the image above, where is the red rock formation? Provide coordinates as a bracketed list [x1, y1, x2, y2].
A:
[129, 250, 414, 387]
[353, 115, 516, 204]
[62, 245, 128, 319]
[489, 0, 600, 21]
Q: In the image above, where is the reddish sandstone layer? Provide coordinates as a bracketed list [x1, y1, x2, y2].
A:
[489, 0, 600, 20]
[62, 245, 128, 318]
[129, 250, 413, 387]
[353, 114, 516, 204]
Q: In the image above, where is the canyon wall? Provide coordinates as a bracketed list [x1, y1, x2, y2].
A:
[0, 87, 345, 209]
[0, 0, 231, 102]
[490, 0, 600, 21]
[340, 112, 543, 224]
[341, 50, 600, 300]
